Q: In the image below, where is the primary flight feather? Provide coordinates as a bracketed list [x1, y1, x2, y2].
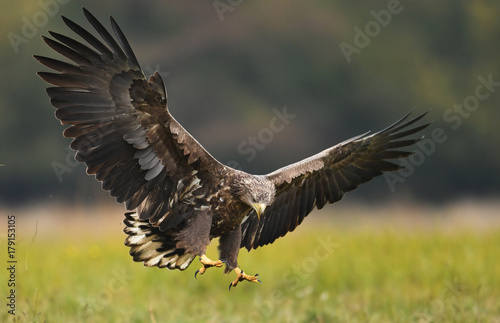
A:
[36, 8, 429, 289]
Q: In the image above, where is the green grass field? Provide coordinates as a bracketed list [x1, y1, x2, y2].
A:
[2, 202, 500, 322]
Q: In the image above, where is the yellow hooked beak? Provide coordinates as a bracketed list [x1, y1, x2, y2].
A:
[252, 203, 267, 220]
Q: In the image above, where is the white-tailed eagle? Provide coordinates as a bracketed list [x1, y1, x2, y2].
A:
[36, 8, 429, 289]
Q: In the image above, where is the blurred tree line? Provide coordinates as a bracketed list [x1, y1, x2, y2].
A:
[0, 0, 499, 205]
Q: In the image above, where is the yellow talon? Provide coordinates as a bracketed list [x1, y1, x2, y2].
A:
[195, 255, 223, 279]
[229, 267, 262, 290]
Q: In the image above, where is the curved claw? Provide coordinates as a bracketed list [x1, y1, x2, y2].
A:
[195, 255, 222, 280]
[228, 268, 262, 290]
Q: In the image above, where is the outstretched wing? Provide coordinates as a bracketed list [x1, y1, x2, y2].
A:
[36, 8, 224, 230]
[241, 112, 429, 249]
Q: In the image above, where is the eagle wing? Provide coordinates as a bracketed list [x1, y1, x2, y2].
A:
[36, 8, 224, 230]
[241, 112, 429, 249]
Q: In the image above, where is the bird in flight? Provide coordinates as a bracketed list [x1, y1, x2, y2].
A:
[36, 8, 429, 289]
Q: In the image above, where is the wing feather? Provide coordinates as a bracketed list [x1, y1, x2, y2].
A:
[62, 14, 115, 59]
[37, 8, 224, 231]
[242, 112, 429, 249]
[82, 8, 127, 61]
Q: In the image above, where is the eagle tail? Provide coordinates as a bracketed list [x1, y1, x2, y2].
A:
[123, 212, 195, 270]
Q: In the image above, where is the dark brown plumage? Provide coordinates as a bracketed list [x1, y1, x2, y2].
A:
[36, 8, 429, 288]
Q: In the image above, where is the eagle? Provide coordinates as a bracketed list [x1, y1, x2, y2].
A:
[36, 8, 429, 289]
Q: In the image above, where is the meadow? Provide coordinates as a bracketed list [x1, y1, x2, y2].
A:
[2, 201, 499, 322]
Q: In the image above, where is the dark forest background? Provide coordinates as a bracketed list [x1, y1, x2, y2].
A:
[1, 1, 499, 206]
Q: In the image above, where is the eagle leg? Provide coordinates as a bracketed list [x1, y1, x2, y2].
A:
[228, 267, 262, 290]
[194, 254, 223, 278]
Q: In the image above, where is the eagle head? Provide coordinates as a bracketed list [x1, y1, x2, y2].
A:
[233, 175, 275, 220]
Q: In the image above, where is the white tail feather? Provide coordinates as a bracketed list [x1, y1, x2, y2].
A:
[123, 212, 196, 271]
